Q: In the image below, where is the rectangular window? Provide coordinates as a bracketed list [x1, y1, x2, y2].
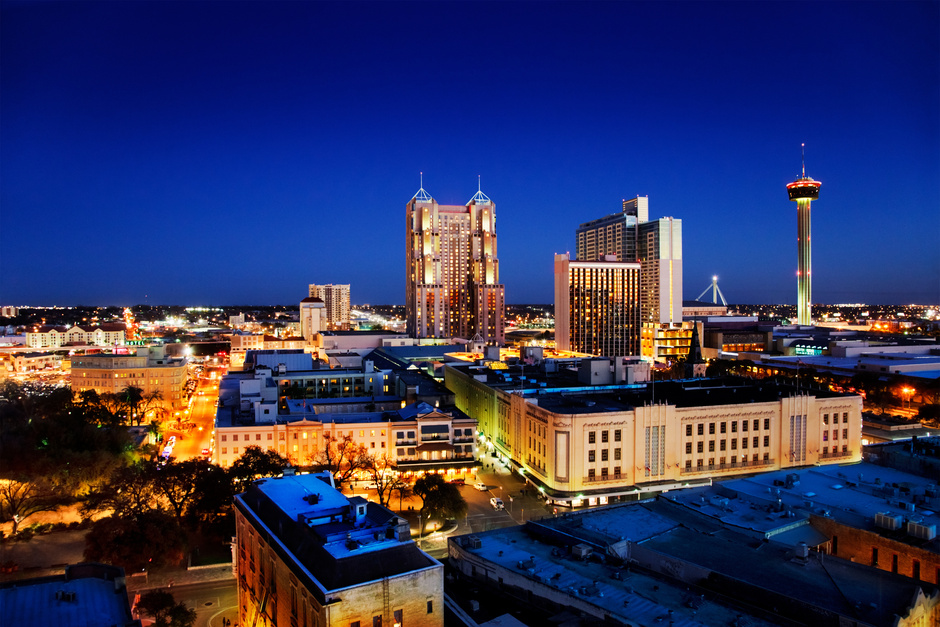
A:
[394, 610, 403, 627]
[352, 622, 360, 627]
[588, 450, 595, 462]
[221, 447, 227, 454]
[268, 433, 273, 440]
[601, 467, 608, 477]
[601, 431, 609, 443]
[234, 447, 239, 454]
[589, 431, 596, 444]
[233, 434, 238, 441]
[697, 441, 704, 453]
[686, 442, 692, 454]
[588, 468, 595, 478]
[374, 617, 382, 627]
[731, 439, 737, 450]
[697, 424, 704, 436]
[709, 423, 715, 435]
[686, 424, 692, 436]
[685, 460, 692, 470]
[256, 433, 261, 441]
[720, 440, 726, 451]
[697, 459, 703, 468]
[742, 421, 748, 432]
[843, 412, 849, 423]
[763, 436, 770, 447]
[720, 422, 727, 434]
[427, 601, 433, 614]
[842, 429, 848, 440]
[823, 431, 828, 441]
[601, 449, 608, 461]
[731, 422, 737, 433]
[614, 429, 622, 442]
[753, 419, 759, 430]
[764, 419, 771, 430]
[823, 413, 829, 425]
[221, 435, 227, 442]
[753, 436, 759, 447]
[708, 441, 715, 452]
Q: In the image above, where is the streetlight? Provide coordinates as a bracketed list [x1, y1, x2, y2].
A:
[901, 387, 915, 411]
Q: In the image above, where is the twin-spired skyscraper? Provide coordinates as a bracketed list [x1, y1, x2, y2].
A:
[405, 177, 505, 344]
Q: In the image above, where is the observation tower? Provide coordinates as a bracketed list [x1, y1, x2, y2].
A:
[787, 145, 821, 326]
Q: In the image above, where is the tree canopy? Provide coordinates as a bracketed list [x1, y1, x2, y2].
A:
[413, 473, 467, 535]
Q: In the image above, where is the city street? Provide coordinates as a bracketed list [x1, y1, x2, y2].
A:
[166, 376, 218, 461]
[133, 579, 237, 627]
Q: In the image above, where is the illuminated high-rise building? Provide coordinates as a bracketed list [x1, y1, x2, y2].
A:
[787, 145, 821, 326]
[576, 197, 682, 327]
[554, 254, 641, 356]
[308, 283, 350, 330]
[638, 217, 683, 325]
[406, 176, 505, 344]
[575, 196, 648, 263]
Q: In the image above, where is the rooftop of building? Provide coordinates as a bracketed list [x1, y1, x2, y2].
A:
[668, 459, 940, 555]
[0, 563, 138, 627]
[448, 362, 851, 409]
[452, 520, 778, 627]
[29, 323, 126, 333]
[236, 473, 437, 596]
[460, 494, 938, 627]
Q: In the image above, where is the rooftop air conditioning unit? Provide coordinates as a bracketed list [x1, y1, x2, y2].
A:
[875, 512, 902, 531]
[906, 521, 937, 541]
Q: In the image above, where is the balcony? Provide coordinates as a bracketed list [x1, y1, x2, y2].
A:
[819, 449, 852, 460]
[680, 459, 775, 475]
[583, 473, 625, 483]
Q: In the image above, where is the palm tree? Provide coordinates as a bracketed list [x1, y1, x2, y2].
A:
[120, 386, 144, 425]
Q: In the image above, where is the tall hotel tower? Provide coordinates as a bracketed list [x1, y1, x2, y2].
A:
[787, 146, 821, 326]
[575, 197, 682, 325]
[406, 177, 505, 344]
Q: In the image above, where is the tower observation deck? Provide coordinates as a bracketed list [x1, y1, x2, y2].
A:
[787, 145, 821, 326]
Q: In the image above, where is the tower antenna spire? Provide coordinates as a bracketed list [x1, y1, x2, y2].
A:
[478, 174, 481, 193]
[421, 171, 424, 188]
[801, 143, 805, 178]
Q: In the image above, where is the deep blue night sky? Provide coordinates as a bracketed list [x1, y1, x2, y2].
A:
[2, 1, 938, 306]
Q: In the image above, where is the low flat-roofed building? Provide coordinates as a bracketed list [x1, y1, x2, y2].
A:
[445, 360, 863, 506]
[449, 488, 940, 627]
[11, 350, 60, 373]
[670, 460, 940, 587]
[0, 563, 140, 627]
[862, 415, 936, 444]
[234, 472, 442, 627]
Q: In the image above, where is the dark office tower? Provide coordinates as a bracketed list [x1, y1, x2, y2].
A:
[787, 145, 822, 326]
[576, 196, 648, 263]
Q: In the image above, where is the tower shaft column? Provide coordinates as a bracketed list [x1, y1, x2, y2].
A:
[796, 197, 812, 326]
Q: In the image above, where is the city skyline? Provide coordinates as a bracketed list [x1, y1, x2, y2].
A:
[2, 1, 938, 307]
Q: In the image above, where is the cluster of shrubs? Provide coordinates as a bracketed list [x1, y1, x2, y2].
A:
[1, 519, 92, 543]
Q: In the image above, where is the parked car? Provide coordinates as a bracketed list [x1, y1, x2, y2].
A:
[490, 497, 504, 510]
[474, 482, 489, 491]
[448, 477, 465, 485]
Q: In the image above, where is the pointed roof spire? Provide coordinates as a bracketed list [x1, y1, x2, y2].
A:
[469, 174, 491, 205]
[413, 171, 432, 202]
[801, 143, 806, 178]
